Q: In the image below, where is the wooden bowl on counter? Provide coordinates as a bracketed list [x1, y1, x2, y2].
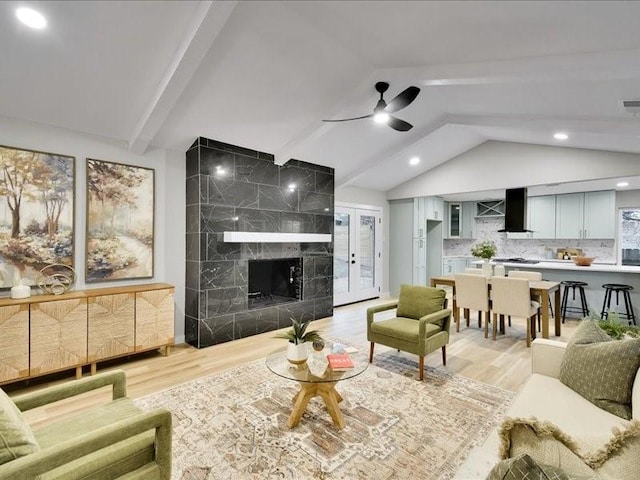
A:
[572, 256, 595, 267]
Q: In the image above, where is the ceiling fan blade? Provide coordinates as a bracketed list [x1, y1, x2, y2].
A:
[384, 86, 420, 113]
[387, 116, 413, 132]
[322, 114, 373, 122]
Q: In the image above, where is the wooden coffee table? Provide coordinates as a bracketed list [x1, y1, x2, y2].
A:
[265, 347, 368, 429]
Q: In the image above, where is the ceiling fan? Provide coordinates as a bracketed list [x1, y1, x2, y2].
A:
[323, 82, 420, 131]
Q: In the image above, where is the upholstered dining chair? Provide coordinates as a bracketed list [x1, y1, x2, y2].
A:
[464, 268, 483, 275]
[367, 284, 451, 381]
[490, 276, 540, 347]
[454, 273, 490, 337]
[508, 270, 544, 330]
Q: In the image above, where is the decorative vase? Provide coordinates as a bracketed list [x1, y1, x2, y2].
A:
[482, 259, 493, 278]
[286, 342, 309, 365]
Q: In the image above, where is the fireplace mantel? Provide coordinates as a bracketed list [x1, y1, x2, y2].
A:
[223, 232, 332, 243]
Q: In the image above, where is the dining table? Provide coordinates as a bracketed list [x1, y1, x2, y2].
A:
[429, 275, 562, 339]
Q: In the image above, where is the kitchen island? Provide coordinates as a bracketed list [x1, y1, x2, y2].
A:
[486, 260, 640, 320]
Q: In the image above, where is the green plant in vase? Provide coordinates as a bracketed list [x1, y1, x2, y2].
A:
[275, 318, 323, 364]
[471, 240, 497, 260]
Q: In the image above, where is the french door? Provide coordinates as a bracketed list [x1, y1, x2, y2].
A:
[333, 205, 382, 306]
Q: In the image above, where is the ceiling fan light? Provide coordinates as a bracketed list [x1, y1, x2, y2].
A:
[373, 112, 390, 124]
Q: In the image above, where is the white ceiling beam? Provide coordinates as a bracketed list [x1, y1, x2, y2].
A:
[378, 49, 640, 87]
[128, 1, 238, 155]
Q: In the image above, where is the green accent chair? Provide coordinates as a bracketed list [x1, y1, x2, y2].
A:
[0, 370, 171, 480]
[367, 284, 452, 381]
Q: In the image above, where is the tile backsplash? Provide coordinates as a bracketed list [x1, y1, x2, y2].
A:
[444, 217, 616, 263]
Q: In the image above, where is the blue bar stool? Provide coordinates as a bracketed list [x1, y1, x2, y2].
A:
[601, 284, 637, 326]
[560, 280, 589, 323]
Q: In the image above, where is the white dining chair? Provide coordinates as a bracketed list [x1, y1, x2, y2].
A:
[464, 268, 483, 275]
[454, 273, 490, 337]
[508, 271, 545, 330]
[490, 276, 540, 347]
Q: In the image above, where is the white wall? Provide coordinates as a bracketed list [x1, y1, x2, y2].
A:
[335, 185, 390, 294]
[388, 141, 640, 200]
[0, 116, 186, 342]
[617, 190, 640, 209]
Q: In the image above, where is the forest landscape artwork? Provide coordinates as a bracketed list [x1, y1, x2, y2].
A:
[86, 159, 154, 282]
[0, 145, 75, 288]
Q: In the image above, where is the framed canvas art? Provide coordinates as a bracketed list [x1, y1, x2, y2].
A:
[86, 159, 154, 282]
[0, 145, 75, 288]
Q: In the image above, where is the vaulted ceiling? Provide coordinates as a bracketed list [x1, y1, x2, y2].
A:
[3, 1, 640, 191]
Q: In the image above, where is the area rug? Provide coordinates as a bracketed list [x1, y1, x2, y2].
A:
[135, 348, 514, 480]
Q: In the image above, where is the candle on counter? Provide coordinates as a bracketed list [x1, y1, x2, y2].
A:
[10, 284, 31, 299]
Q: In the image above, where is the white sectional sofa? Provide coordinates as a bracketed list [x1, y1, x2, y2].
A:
[454, 338, 640, 479]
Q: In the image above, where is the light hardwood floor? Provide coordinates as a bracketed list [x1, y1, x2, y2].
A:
[5, 296, 580, 429]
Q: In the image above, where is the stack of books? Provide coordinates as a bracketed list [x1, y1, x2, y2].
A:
[326, 353, 354, 372]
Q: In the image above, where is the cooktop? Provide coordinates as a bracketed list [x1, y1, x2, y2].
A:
[493, 257, 540, 264]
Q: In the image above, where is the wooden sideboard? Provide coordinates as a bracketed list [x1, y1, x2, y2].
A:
[0, 283, 174, 384]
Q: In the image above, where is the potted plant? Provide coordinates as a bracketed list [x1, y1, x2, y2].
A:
[275, 318, 323, 364]
[471, 240, 497, 277]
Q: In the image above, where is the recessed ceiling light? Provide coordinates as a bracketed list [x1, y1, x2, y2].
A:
[409, 156, 420, 166]
[16, 7, 47, 29]
[553, 132, 568, 141]
[287, 183, 296, 191]
[215, 166, 226, 176]
[617, 181, 629, 188]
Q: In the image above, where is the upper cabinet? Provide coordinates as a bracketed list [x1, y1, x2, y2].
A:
[529, 195, 556, 239]
[445, 202, 476, 239]
[556, 190, 615, 239]
[426, 196, 444, 221]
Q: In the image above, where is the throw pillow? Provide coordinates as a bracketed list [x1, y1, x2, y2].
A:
[499, 417, 640, 480]
[559, 320, 640, 419]
[396, 284, 445, 320]
[486, 453, 592, 480]
[0, 389, 39, 465]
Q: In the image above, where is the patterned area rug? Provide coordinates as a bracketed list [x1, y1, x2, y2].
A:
[135, 348, 514, 480]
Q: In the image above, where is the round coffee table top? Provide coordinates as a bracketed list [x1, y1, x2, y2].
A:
[265, 347, 368, 384]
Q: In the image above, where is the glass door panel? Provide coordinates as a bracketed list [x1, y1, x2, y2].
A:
[333, 213, 350, 295]
[333, 207, 381, 306]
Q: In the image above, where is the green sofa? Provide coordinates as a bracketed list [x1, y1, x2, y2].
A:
[0, 370, 171, 480]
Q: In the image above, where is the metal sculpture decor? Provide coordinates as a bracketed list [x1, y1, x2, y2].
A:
[38, 264, 77, 295]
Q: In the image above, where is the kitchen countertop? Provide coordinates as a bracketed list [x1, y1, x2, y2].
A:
[474, 259, 640, 273]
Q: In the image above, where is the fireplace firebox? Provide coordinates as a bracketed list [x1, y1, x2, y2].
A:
[248, 258, 302, 309]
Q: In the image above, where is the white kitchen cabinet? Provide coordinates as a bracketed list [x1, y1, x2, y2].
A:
[442, 257, 468, 275]
[556, 191, 615, 239]
[447, 203, 461, 238]
[529, 195, 556, 239]
[413, 237, 427, 285]
[461, 202, 476, 239]
[445, 202, 475, 239]
[426, 196, 444, 221]
[584, 190, 615, 239]
[390, 198, 444, 295]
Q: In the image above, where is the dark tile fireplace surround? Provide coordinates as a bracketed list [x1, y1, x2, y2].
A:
[185, 137, 334, 348]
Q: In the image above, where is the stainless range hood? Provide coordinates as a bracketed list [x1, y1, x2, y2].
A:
[498, 187, 531, 233]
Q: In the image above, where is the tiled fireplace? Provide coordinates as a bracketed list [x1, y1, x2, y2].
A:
[185, 137, 334, 348]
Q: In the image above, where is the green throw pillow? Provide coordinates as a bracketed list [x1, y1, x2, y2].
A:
[396, 284, 445, 320]
[0, 389, 39, 465]
[486, 453, 592, 480]
[559, 320, 640, 419]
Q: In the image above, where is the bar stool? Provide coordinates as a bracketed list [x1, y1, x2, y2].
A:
[560, 280, 589, 323]
[601, 284, 637, 326]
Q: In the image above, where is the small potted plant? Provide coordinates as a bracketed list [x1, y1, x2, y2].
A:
[275, 318, 323, 364]
[471, 240, 497, 277]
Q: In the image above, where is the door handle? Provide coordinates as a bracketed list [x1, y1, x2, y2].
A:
[351, 260, 356, 264]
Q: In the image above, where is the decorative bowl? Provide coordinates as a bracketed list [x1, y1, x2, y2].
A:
[572, 256, 595, 267]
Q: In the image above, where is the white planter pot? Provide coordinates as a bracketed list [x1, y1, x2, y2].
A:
[286, 342, 309, 364]
[482, 260, 493, 278]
